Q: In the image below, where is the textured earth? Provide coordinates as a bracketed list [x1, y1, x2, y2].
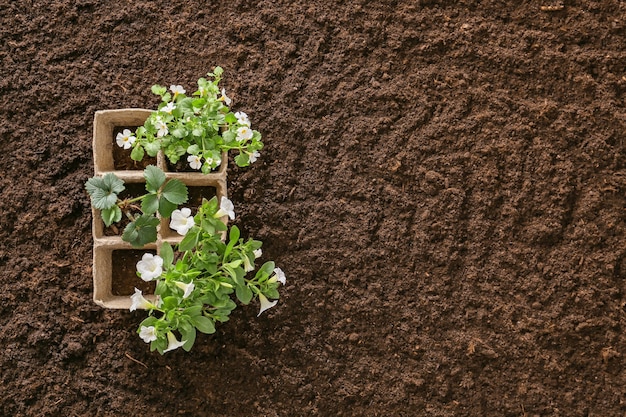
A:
[1, 1, 626, 416]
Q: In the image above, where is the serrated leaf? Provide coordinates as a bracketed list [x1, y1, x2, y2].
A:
[172, 127, 187, 139]
[122, 214, 159, 247]
[86, 173, 125, 210]
[90, 188, 119, 210]
[101, 206, 122, 227]
[236, 285, 253, 305]
[222, 130, 235, 143]
[141, 193, 159, 215]
[144, 165, 166, 192]
[191, 315, 216, 334]
[234, 153, 250, 167]
[145, 141, 161, 157]
[162, 179, 188, 205]
[85, 176, 104, 195]
[158, 197, 177, 218]
[151, 84, 167, 96]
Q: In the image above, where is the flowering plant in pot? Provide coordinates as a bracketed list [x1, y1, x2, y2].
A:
[131, 196, 286, 354]
[119, 67, 263, 173]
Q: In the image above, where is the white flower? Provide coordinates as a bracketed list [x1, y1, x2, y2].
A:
[170, 85, 186, 97]
[170, 207, 195, 235]
[136, 253, 164, 281]
[243, 255, 254, 272]
[139, 325, 158, 343]
[205, 156, 221, 168]
[234, 111, 250, 126]
[218, 88, 232, 106]
[155, 119, 168, 138]
[253, 249, 262, 259]
[174, 281, 195, 299]
[257, 293, 278, 317]
[130, 288, 155, 312]
[163, 332, 186, 353]
[187, 155, 202, 170]
[274, 267, 287, 285]
[214, 196, 235, 220]
[236, 126, 253, 142]
[162, 102, 176, 114]
[115, 129, 136, 149]
[249, 150, 260, 163]
[268, 267, 287, 285]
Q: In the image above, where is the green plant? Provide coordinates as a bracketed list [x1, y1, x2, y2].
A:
[121, 67, 263, 173]
[85, 165, 188, 247]
[131, 197, 286, 354]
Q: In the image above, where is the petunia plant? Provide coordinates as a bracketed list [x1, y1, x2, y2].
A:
[131, 196, 286, 354]
[85, 165, 188, 247]
[123, 67, 263, 173]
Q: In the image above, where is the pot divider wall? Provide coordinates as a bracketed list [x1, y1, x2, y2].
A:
[92, 109, 228, 309]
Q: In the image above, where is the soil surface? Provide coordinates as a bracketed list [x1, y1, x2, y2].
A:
[1, 1, 626, 416]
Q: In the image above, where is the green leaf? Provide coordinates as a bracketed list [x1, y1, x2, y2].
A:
[172, 127, 187, 139]
[101, 206, 122, 227]
[144, 165, 166, 192]
[178, 228, 200, 252]
[152, 336, 167, 354]
[86, 173, 125, 210]
[179, 324, 196, 352]
[145, 141, 161, 157]
[255, 261, 276, 280]
[162, 179, 188, 205]
[223, 226, 240, 260]
[234, 153, 250, 167]
[151, 85, 167, 96]
[122, 214, 159, 247]
[178, 98, 194, 115]
[138, 316, 158, 329]
[224, 112, 237, 124]
[160, 241, 174, 268]
[222, 130, 235, 143]
[130, 145, 144, 162]
[236, 285, 253, 305]
[158, 197, 178, 218]
[191, 315, 216, 334]
[184, 305, 203, 317]
[141, 193, 159, 215]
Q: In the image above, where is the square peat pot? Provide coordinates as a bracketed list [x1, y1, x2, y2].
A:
[91, 108, 230, 309]
[159, 180, 228, 242]
[92, 241, 159, 309]
[93, 109, 154, 174]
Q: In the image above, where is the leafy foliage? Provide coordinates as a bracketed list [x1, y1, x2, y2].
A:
[125, 68, 264, 172]
[85, 166, 188, 246]
[133, 197, 283, 354]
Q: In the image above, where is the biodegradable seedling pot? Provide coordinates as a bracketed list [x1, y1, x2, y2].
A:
[92, 109, 229, 309]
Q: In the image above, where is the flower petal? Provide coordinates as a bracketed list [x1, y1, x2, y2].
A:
[257, 293, 278, 317]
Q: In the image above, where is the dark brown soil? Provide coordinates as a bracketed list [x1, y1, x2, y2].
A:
[111, 250, 156, 296]
[1, 1, 625, 416]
